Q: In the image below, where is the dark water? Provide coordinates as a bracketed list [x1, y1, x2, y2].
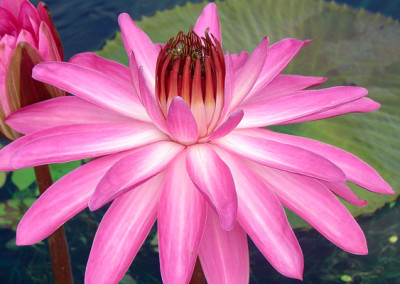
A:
[1, 0, 399, 283]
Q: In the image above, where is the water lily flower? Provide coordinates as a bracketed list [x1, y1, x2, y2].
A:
[0, 0, 64, 140]
[0, 3, 393, 284]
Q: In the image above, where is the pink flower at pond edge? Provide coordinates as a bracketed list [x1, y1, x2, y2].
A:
[0, 0, 65, 141]
[0, 3, 394, 284]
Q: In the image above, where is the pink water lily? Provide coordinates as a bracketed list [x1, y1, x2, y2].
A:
[0, 0, 64, 140]
[0, 3, 394, 283]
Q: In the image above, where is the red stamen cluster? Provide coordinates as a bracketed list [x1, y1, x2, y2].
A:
[155, 27, 226, 136]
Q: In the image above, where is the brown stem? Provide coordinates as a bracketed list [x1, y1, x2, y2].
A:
[34, 165, 74, 284]
[189, 257, 205, 284]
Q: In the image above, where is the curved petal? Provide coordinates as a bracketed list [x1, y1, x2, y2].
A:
[237, 128, 393, 194]
[215, 132, 346, 182]
[199, 206, 249, 284]
[89, 141, 184, 210]
[248, 162, 368, 255]
[238, 86, 368, 128]
[6, 96, 133, 134]
[215, 147, 304, 279]
[38, 21, 61, 61]
[10, 122, 167, 168]
[32, 62, 149, 121]
[166, 96, 198, 144]
[69, 52, 133, 92]
[133, 52, 169, 133]
[158, 151, 206, 284]
[16, 151, 130, 245]
[85, 173, 164, 284]
[1, 0, 25, 19]
[244, 74, 327, 104]
[229, 37, 269, 111]
[219, 51, 235, 123]
[230, 51, 248, 72]
[118, 13, 158, 88]
[207, 109, 243, 141]
[247, 38, 311, 100]
[186, 144, 237, 230]
[281, 97, 380, 124]
[194, 3, 221, 43]
[320, 181, 367, 207]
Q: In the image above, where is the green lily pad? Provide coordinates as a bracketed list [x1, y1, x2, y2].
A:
[0, 197, 36, 230]
[11, 168, 36, 191]
[96, 0, 399, 226]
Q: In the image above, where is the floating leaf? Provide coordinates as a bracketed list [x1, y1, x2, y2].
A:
[0, 172, 6, 188]
[97, 0, 399, 227]
[0, 197, 35, 230]
[11, 167, 36, 191]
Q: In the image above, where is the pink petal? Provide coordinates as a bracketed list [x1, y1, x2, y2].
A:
[86, 173, 165, 284]
[215, 148, 304, 279]
[38, 21, 61, 61]
[16, 151, 130, 245]
[69, 52, 133, 92]
[118, 13, 158, 88]
[281, 97, 380, 124]
[199, 206, 249, 284]
[219, 51, 235, 123]
[320, 181, 367, 207]
[6, 96, 133, 134]
[32, 62, 149, 121]
[229, 37, 269, 110]
[10, 122, 167, 168]
[194, 3, 221, 43]
[239, 86, 368, 128]
[133, 52, 169, 133]
[166, 96, 198, 144]
[1, 0, 25, 19]
[244, 74, 327, 104]
[230, 51, 248, 72]
[249, 162, 368, 255]
[215, 132, 346, 182]
[206, 109, 243, 141]
[186, 144, 238, 230]
[158, 152, 206, 284]
[247, 38, 311, 100]
[89, 141, 184, 210]
[238, 128, 393, 194]
[0, 7, 17, 34]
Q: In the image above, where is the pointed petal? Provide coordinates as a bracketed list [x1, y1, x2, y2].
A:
[166, 96, 198, 144]
[281, 97, 380, 124]
[10, 122, 167, 168]
[6, 96, 133, 134]
[118, 13, 158, 88]
[215, 132, 345, 182]
[238, 128, 393, 194]
[85, 173, 164, 284]
[1, 0, 25, 19]
[230, 51, 248, 72]
[158, 152, 206, 284]
[249, 162, 368, 255]
[89, 141, 184, 210]
[69, 52, 133, 92]
[320, 181, 367, 207]
[207, 109, 243, 141]
[244, 74, 327, 104]
[194, 3, 221, 43]
[230, 37, 269, 110]
[16, 152, 129, 245]
[247, 38, 311, 99]
[219, 51, 235, 122]
[215, 148, 304, 279]
[239, 86, 368, 128]
[32, 62, 149, 121]
[199, 207, 249, 284]
[134, 52, 169, 133]
[186, 144, 237, 230]
[38, 21, 61, 61]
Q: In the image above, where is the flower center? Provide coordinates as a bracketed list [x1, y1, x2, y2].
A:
[155, 28, 226, 137]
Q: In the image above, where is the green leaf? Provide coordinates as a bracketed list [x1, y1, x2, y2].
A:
[0, 197, 34, 230]
[49, 160, 83, 182]
[0, 172, 6, 188]
[96, 0, 399, 227]
[11, 167, 36, 191]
